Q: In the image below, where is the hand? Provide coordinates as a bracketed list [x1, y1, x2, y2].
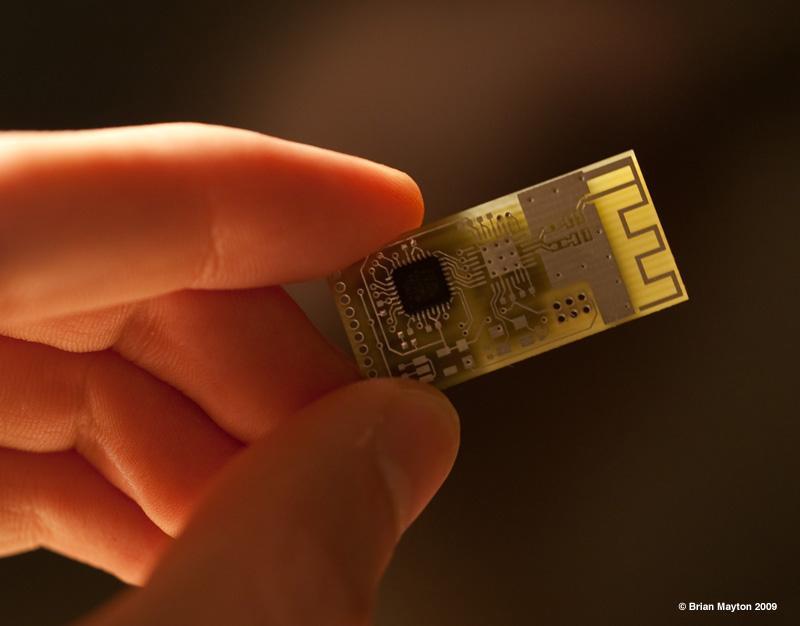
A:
[0, 124, 460, 625]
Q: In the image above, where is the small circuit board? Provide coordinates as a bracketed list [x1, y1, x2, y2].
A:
[330, 151, 687, 389]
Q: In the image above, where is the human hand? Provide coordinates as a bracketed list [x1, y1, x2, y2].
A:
[0, 124, 460, 625]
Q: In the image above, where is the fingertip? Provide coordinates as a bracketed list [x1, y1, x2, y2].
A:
[348, 378, 460, 532]
[330, 158, 425, 252]
[193, 131, 426, 282]
[382, 167, 425, 232]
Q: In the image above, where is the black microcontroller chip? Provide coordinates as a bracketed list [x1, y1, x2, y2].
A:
[392, 256, 452, 315]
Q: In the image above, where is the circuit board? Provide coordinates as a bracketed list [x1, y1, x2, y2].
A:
[329, 151, 687, 389]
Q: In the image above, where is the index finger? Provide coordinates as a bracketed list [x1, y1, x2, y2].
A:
[0, 123, 423, 324]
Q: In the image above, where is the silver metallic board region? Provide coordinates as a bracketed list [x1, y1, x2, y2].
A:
[518, 171, 633, 324]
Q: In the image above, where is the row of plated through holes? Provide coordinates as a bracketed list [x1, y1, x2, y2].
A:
[553, 292, 591, 323]
[335, 282, 379, 377]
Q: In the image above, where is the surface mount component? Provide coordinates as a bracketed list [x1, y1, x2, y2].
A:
[330, 151, 687, 389]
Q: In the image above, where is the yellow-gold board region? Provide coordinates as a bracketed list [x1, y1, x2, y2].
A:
[330, 151, 687, 389]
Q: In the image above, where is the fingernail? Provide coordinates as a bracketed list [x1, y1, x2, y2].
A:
[373, 380, 460, 532]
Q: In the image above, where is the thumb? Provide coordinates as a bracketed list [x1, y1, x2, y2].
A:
[80, 379, 460, 626]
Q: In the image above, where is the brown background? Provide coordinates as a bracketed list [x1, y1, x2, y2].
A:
[1, 2, 798, 624]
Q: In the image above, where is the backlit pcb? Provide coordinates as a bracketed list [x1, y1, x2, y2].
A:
[330, 151, 687, 388]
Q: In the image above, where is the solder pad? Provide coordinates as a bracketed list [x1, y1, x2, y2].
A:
[330, 151, 687, 389]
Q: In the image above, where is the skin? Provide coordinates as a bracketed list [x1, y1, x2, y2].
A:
[0, 123, 460, 625]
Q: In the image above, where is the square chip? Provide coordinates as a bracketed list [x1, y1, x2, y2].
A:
[391, 256, 452, 315]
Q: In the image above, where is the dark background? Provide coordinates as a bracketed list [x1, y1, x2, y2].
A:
[1, 2, 798, 624]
